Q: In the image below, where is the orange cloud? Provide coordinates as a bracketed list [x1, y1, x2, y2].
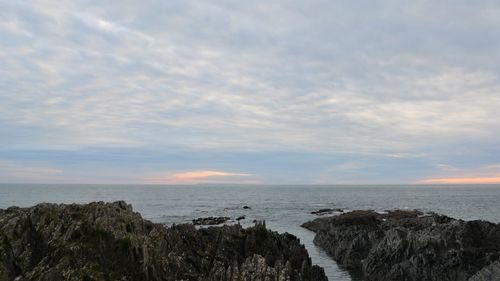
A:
[144, 170, 254, 184]
[171, 170, 252, 180]
[419, 176, 500, 184]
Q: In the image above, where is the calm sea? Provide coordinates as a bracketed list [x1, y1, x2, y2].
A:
[1, 184, 500, 281]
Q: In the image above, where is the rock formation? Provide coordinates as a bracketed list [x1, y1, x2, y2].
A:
[310, 209, 343, 216]
[0, 201, 327, 281]
[303, 210, 500, 281]
[192, 216, 230, 225]
[469, 260, 500, 281]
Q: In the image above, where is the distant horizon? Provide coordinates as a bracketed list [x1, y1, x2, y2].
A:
[2, 182, 500, 186]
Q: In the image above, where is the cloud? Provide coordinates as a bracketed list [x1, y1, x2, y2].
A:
[1, 1, 500, 183]
[418, 163, 500, 184]
[171, 170, 252, 180]
[419, 177, 500, 184]
[0, 160, 63, 182]
[334, 162, 370, 171]
[143, 170, 254, 184]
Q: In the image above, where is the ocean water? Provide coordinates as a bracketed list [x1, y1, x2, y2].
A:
[1, 184, 500, 281]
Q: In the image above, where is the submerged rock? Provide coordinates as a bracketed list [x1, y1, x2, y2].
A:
[302, 209, 500, 281]
[0, 201, 327, 281]
[310, 208, 343, 216]
[192, 216, 230, 225]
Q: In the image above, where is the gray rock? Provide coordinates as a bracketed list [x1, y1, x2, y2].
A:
[469, 260, 500, 281]
[0, 201, 327, 281]
[192, 216, 230, 225]
[310, 208, 343, 216]
[303, 209, 500, 281]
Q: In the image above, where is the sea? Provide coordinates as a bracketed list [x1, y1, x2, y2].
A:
[1, 184, 500, 281]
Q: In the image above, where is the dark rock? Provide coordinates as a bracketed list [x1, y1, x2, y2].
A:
[311, 208, 343, 215]
[243, 206, 252, 210]
[192, 216, 230, 225]
[303, 209, 500, 281]
[236, 216, 246, 221]
[469, 260, 500, 281]
[0, 201, 327, 281]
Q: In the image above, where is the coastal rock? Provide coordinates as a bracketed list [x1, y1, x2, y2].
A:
[243, 206, 251, 210]
[0, 201, 327, 281]
[310, 208, 343, 216]
[302, 210, 500, 281]
[192, 216, 230, 225]
[469, 260, 500, 281]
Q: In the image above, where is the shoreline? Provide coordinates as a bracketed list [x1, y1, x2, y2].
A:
[2, 201, 499, 280]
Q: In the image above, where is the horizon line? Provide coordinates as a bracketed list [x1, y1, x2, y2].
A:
[1, 182, 500, 186]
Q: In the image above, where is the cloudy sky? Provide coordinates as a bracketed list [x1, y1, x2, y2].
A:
[1, 0, 500, 184]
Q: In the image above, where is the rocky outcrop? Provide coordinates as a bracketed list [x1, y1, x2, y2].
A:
[469, 260, 500, 281]
[310, 209, 343, 216]
[192, 216, 230, 225]
[0, 201, 327, 281]
[303, 210, 500, 281]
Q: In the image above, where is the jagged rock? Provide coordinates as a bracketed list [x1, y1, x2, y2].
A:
[236, 216, 245, 221]
[310, 208, 343, 215]
[469, 260, 500, 281]
[302, 209, 500, 281]
[0, 201, 327, 281]
[192, 216, 230, 225]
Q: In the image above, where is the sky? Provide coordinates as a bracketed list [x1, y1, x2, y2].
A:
[1, 0, 500, 184]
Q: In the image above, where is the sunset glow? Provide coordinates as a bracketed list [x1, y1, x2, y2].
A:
[419, 177, 500, 184]
[171, 170, 252, 180]
[142, 170, 254, 184]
